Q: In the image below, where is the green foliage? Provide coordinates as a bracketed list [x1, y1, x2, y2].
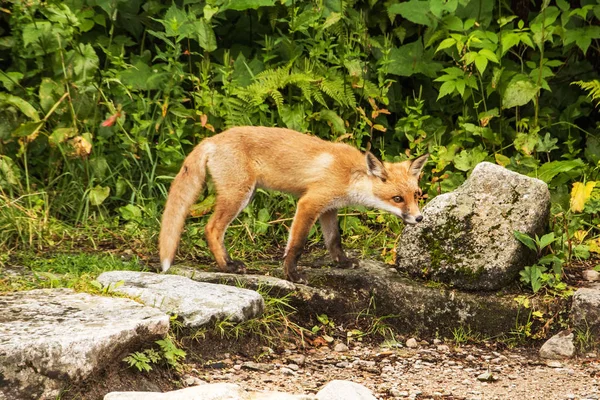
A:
[123, 336, 186, 372]
[0, 0, 598, 273]
[572, 80, 600, 107]
[514, 231, 566, 293]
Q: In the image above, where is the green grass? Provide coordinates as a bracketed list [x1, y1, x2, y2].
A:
[0, 252, 145, 294]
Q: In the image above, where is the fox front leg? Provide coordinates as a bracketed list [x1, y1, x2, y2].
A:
[283, 196, 327, 283]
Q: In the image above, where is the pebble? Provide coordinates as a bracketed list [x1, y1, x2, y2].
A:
[241, 361, 272, 372]
[286, 363, 300, 371]
[546, 360, 563, 368]
[390, 388, 409, 397]
[280, 367, 296, 376]
[288, 354, 306, 366]
[334, 342, 349, 352]
[406, 338, 418, 348]
[182, 375, 205, 386]
[583, 269, 600, 282]
[477, 372, 498, 382]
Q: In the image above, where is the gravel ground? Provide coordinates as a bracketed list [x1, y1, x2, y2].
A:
[187, 340, 600, 400]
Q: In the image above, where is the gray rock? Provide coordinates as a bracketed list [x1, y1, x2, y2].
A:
[183, 259, 531, 337]
[317, 380, 377, 400]
[396, 162, 550, 290]
[104, 383, 316, 399]
[97, 271, 264, 327]
[539, 330, 575, 360]
[0, 289, 169, 400]
[571, 285, 600, 334]
[406, 338, 418, 348]
[582, 270, 600, 282]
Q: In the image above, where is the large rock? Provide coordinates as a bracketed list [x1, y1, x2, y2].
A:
[316, 380, 376, 400]
[104, 383, 315, 399]
[0, 289, 169, 400]
[182, 259, 530, 337]
[571, 285, 600, 334]
[97, 271, 264, 327]
[396, 162, 550, 291]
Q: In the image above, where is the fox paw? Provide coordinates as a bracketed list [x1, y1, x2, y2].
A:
[336, 257, 359, 269]
[225, 260, 247, 274]
[285, 269, 307, 284]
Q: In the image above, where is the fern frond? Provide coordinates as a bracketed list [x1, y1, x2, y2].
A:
[320, 76, 356, 108]
[572, 80, 600, 107]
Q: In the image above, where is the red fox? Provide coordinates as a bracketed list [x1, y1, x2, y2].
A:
[159, 126, 428, 282]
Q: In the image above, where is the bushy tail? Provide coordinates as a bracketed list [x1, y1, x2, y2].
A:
[159, 144, 209, 272]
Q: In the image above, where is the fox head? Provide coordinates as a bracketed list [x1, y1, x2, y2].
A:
[361, 152, 429, 225]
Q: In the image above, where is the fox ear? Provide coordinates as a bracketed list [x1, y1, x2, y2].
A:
[410, 153, 429, 178]
[365, 152, 388, 181]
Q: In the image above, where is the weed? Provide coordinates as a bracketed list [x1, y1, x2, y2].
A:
[451, 326, 481, 346]
[123, 336, 186, 373]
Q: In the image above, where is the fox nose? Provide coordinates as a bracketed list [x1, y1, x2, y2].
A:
[415, 215, 423, 222]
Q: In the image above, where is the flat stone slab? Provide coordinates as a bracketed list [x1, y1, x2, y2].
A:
[104, 383, 316, 399]
[172, 266, 336, 301]
[104, 381, 376, 400]
[396, 162, 550, 291]
[0, 288, 169, 400]
[97, 271, 264, 327]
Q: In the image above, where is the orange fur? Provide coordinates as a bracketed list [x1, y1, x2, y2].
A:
[159, 126, 428, 282]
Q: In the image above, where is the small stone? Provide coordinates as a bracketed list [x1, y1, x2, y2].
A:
[406, 338, 418, 348]
[437, 345, 450, 352]
[286, 363, 300, 371]
[336, 361, 350, 368]
[583, 270, 600, 282]
[546, 360, 563, 368]
[389, 388, 409, 397]
[279, 367, 296, 376]
[433, 338, 442, 345]
[466, 355, 476, 362]
[241, 361, 272, 372]
[334, 342, 349, 352]
[477, 372, 498, 382]
[182, 375, 205, 387]
[539, 330, 575, 360]
[288, 354, 306, 366]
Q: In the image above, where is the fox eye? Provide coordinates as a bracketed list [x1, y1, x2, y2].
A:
[392, 196, 404, 203]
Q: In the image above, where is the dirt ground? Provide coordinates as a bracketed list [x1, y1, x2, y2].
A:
[185, 340, 600, 400]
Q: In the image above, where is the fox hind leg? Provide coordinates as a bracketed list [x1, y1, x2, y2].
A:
[319, 209, 357, 269]
[205, 184, 255, 274]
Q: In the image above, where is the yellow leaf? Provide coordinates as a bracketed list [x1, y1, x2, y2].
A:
[587, 238, 600, 254]
[573, 230, 587, 243]
[570, 181, 597, 212]
[495, 154, 511, 167]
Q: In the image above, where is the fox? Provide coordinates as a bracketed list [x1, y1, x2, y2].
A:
[159, 126, 428, 283]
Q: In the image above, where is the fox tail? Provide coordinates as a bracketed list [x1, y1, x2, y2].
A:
[159, 143, 210, 272]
